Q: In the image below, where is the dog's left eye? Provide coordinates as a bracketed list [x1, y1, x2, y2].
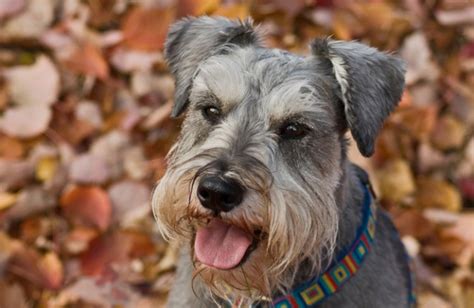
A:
[202, 106, 221, 123]
[279, 122, 309, 139]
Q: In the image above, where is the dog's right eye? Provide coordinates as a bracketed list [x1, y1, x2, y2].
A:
[202, 106, 221, 123]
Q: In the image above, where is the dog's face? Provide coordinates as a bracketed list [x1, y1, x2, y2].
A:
[152, 17, 405, 300]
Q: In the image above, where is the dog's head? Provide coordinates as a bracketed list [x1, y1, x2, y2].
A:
[152, 17, 405, 300]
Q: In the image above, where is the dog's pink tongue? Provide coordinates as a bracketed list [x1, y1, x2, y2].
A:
[195, 219, 252, 270]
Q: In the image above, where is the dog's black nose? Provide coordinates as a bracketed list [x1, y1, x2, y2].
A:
[197, 176, 245, 212]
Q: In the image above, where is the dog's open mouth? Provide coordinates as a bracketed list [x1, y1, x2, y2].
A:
[194, 218, 258, 270]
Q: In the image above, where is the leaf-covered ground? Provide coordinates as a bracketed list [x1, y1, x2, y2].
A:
[0, 0, 473, 307]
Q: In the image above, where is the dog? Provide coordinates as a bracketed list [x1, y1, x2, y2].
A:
[152, 16, 414, 307]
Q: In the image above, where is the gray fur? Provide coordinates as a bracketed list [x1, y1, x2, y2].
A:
[153, 16, 410, 308]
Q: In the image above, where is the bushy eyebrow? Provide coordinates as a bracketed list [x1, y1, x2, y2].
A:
[192, 91, 222, 109]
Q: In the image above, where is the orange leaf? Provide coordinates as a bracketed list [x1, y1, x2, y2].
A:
[178, 0, 220, 17]
[64, 43, 109, 79]
[60, 186, 112, 231]
[122, 6, 174, 51]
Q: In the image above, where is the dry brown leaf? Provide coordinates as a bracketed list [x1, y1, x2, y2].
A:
[0, 281, 28, 308]
[390, 105, 437, 141]
[60, 186, 112, 231]
[0, 159, 35, 191]
[37, 252, 64, 290]
[122, 6, 174, 51]
[178, 0, 220, 17]
[0, 105, 52, 139]
[416, 177, 462, 212]
[3, 55, 60, 107]
[0, 192, 17, 211]
[376, 159, 416, 203]
[80, 231, 131, 276]
[9, 247, 63, 290]
[392, 209, 435, 241]
[64, 43, 109, 79]
[431, 115, 468, 151]
[63, 226, 98, 255]
[271, 0, 306, 16]
[0, 135, 25, 159]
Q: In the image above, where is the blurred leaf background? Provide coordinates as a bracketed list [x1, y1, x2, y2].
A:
[0, 0, 473, 307]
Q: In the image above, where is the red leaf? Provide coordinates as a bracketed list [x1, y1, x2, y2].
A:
[80, 231, 131, 276]
[60, 186, 112, 231]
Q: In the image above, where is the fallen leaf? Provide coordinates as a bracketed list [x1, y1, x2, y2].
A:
[108, 180, 150, 225]
[9, 247, 63, 290]
[416, 177, 462, 212]
[64, 43, 109, 79]
[0, 232, 22, 274]
[392, 208, 435, 241]
[1, 186, 55, 223]
[51, 277, 142, 307]
[271, 0, 306, 16]
[0, 281, 28, 308]
[0, 0, 55, 39]
[436, 7, 474, 26]
[0, 192, 17, 211]
[458, 177, 474, 201]
[111, 48, 161, 73]
[60, 186, 112, 231]
[80, 231, 131, 276]
[35, 156, 58, 182]
[69, 154, 111, 185]
[376, 159, 416, 203]
[448, 213, 474, 254]
[37, 252, 64, 290]
[123, 146, 150, 180]
[0, 159, 35, 191]
[0, 105, 52, 139]
[75, 101, 103, 129]
[213, 3, 249, 19]
[3, 55, 60, 106]
[400, 32, 440, 85]
[178, 0, 220, 17]
[0, 135, 25, 159]
[122, 6, 174, 51]
[90, 130, 131, 179]
[63, 227, 98, 255]
[0, 0, 26, 20]
[431, 114, 467, 151]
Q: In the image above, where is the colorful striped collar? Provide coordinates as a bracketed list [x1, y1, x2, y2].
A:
[272, 182, 376, 308]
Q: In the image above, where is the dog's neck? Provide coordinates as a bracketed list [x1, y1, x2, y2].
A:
[274, 159, 366, 297]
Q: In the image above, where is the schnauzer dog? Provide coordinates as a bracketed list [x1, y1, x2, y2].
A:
[152, 16, 414, 307]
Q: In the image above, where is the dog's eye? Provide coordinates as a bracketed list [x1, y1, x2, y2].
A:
[202, 106, 221, 123]
[279, 122, 309, 139]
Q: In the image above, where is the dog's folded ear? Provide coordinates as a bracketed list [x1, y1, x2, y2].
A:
[311, 39, 406, 157]
[164, 17, 263, 117]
